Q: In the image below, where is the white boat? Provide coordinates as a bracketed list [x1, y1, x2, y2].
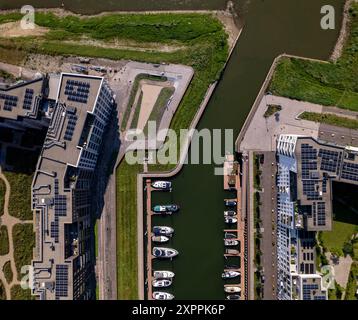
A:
[225, 199, 237, 207]
[224, 232, 237, 239]
[153, 271, 175, 279]
[225, 216, 238, 224]
[152, 279, 172, 288]
[152, 235, 170, 243]
[224, 239, 239, 246]
[224, 286, 241, 293]
[152, 292, 174, 300]
[152, 181, 172, 190]
[224, 211, 237, 217]
[153, 226, 174, 236]
[222, 271, 240, 279]
[225, 249, 239, 255]
[153, 247, 179, 259]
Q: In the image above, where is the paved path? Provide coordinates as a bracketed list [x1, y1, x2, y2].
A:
[0, 167, 33, 300]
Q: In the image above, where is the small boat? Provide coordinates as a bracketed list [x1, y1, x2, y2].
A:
[224, 232, 237, 239]
[152, 235, 170, 243]
[152, 204, 179, 214]
[152, 292, 174, 300]
[224, 211, 237, 217]
[222, 271, 240, 279]
[153, 247, 179, 259]
[152, 279, 172, 288]
[225, 249, 240, 255]
[152, 181, 172, 190]
[224, 239, 239, 246]
[224, 286, 241, 293]
[153, 271, 175, 279]
[153, 226, 174, 236]
[225, 216, 238, 224]
[225, 199, 237, 207]
[226, 294, 240, 300]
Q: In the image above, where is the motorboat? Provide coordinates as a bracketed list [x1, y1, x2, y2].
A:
[224, 239, 239, 246]
[225, 199, 237, 207]
[152, 292, 174, 300]
[153, 247, 179, 259]
[226, 294, 240, 300]
[224, 232, 237, 239]
[152, 204, 179, 214]
[225, 216, 238, 224]
[151, 181, 172, 190]
[222, 271, 240, 279]
[225, 264, 239, 270]
[152, 235, 170, 243]
[153, 271, 175, 279]
[224, 286, 241, 293]
[152, 279, 172, 288]
[225, 249, 239, 255]
[224, 211, 237, 217]
[153, 226, 174, 236]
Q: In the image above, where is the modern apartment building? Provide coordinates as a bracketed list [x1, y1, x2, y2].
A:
[276, 134, 358, 300]
[29, 73, 115, 300]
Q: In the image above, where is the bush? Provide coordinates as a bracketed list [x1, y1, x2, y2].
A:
[343, 241, 354, 257]
[3, 260, 13, 284]
[0, 226, 9, 256]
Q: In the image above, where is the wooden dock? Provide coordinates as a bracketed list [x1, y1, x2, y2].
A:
[146, 179, 153, 300]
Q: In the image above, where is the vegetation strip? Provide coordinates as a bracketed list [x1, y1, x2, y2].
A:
[299, 111, 358, 130]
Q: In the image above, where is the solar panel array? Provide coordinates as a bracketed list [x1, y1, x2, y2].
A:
[302, 283, 319, 300]
[23, 88, 34, 110]
[64, 114, 78, 141]
[0, 93, 18, 111]
[55, 265, 69, 299]
[50, 180, 67, 243]
[316, 202, 326, 226]
[319, 148, 341, 173]
[341, 161, 358, 182]
[64, 79, 90, 104]
[301, 144, 317, 180]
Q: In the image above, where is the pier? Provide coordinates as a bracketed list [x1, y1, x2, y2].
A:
[145, 179, 153, 300]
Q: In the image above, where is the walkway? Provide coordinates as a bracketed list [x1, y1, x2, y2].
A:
[0, 167, 33, 300]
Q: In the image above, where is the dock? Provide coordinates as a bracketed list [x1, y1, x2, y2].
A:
[146, 179, 153, 300]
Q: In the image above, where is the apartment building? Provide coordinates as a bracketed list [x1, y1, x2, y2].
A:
[276, 134, 358, 300]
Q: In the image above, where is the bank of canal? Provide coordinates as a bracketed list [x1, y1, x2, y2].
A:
[148, 0, 344, 300]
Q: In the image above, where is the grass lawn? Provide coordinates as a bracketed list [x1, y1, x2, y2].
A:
[12, 223, 35, 281]
[269, 3, 358, 111]
[0, 225, 9, 256]
[3, 172, 33, 221]
[3, 260, 13, 284]
[116, 161, 142, 300]
[299, 111, 358, 130]
[10, 284, 34, 300]
[321, 202, 358, 256]
[345, 262, 358, 300]
[0, 279, 6, 300]
[0, 178, 5, 216]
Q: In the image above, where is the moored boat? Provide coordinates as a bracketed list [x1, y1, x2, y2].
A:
[152, 292, 174, 300]
[152, 279, 172, 288]
[224, 239, 239, 246]
[153, 270, 175, 279]
[224, 199, 237, 207]
[224, 232, 237, 239]
[225, 249, 240, 255]
[151, 181, 172, 190]
[224, 211, 237, 217]
[153, 226, 174, 236]
[152, 247, 179, 259]
[151, 235, 170, 243]
[225, 216, 238, 224]
[152, 204, 179, 214]
[222, 271, 240, 279]
[226, 294, 240, 300]
[224, 286, 241, 293]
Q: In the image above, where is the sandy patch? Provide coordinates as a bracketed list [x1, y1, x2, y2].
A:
[137, 84, 163, 130]
[0, 21, 48, 38]
[326, 252, 353, 291]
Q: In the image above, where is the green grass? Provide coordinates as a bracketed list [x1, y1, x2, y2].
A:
[263, 104, 282, 118]
[116, 161, 142, 300]
[0, 225, 9, 256]
[321, 202, 358, 257]
[122, 74, 167, 130]
[10, 284, 34, 300]
[345, 262, 358, 300]
[130, 90, 144, 129]
[3, 172, 33, 221]
[269, 3, 358, 111]
[3, 260, 13, 284]
[0, 279, 6, 300]
[299, 111, 358, 129]
[12, 223, 35, 281]
[0, 178, 5, 216]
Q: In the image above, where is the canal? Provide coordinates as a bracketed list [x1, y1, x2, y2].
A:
[0, 0, 345, 300]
